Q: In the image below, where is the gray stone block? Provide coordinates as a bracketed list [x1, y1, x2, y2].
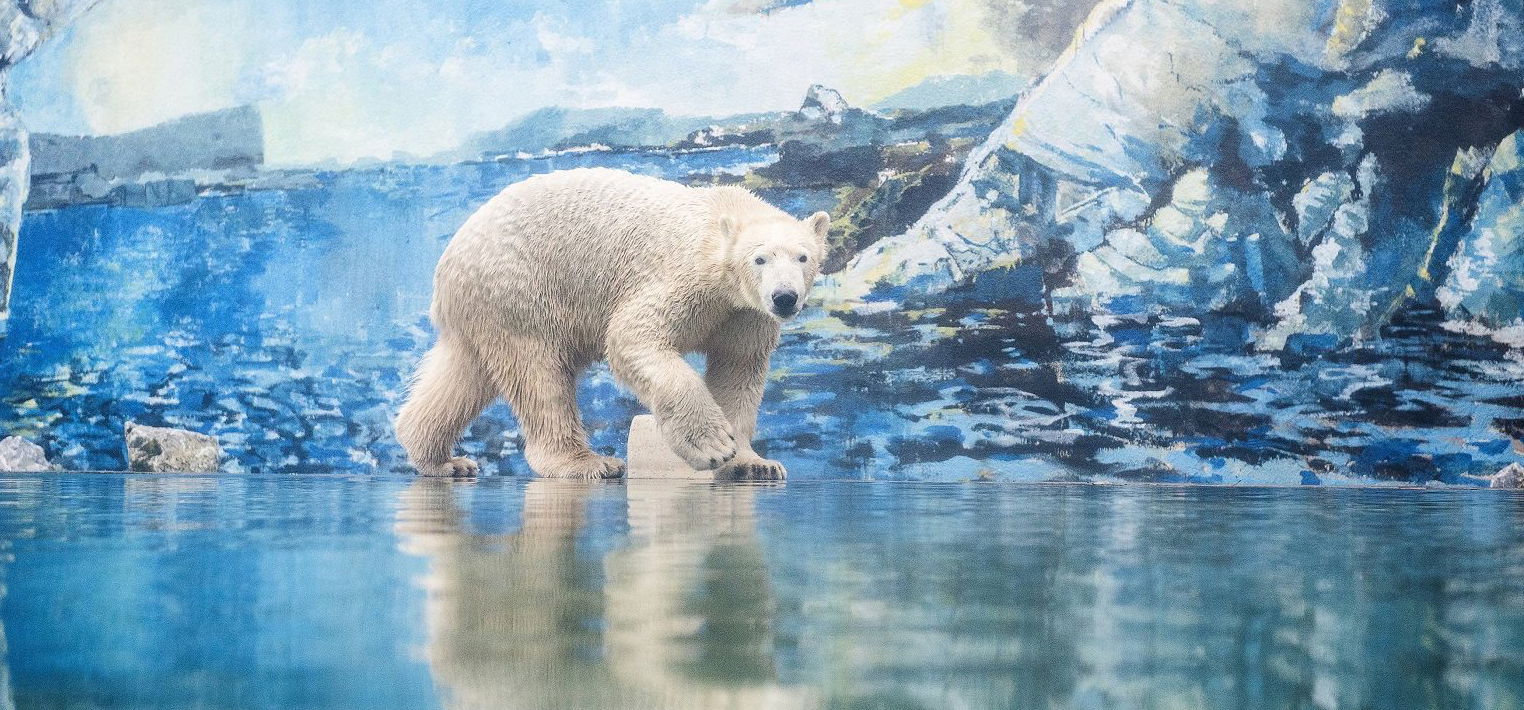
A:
[124, 422, 221, 473]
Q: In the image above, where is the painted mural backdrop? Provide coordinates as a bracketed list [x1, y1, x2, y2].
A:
[1, 0, 1522, 483]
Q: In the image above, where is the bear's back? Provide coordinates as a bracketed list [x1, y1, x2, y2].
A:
[458, 167, 710, 265]
[431, 169, 727, 351]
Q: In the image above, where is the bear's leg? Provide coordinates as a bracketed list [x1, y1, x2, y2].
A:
[493, 347, 624, 479]
[396, 340, 495, 476]
[608, 338, 737, 471]
[704, 314, 786, 481]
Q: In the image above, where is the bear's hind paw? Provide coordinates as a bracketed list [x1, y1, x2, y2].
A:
[418, 456, 480, 477]
[716, 457, 787, 481]
[537, 453, 626, 480]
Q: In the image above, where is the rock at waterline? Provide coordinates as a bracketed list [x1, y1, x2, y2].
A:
[626, 414, 711, 480]
[0, 436, 53, 471]
[124, 422, 221, 473]
[1491, 463, 1524, 489]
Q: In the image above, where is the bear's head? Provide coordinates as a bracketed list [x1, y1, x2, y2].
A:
[721, 211, 829, 321]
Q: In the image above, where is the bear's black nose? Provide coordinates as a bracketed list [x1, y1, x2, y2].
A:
[771, 290, 799, 316]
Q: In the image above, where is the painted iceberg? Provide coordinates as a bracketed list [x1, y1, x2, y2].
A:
[832, 0, 1524, 349]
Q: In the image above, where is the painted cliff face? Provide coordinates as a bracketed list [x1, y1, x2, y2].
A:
[1, 0, 1522, 484]
[0, 0, 101, 333]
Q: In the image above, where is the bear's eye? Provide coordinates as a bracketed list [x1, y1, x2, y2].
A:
[754, 256, 767, 265]
[798, 254, 809, 263]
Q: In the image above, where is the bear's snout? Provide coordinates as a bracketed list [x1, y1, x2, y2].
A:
[770, 290, 799, 318]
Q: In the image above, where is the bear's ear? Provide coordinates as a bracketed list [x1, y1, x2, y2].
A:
[718, 215, 739, 243]
[717, 215, 739, 257]
[806, 211, 830, 245]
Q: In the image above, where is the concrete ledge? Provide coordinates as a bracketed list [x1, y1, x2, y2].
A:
[626, 414, 713, 480]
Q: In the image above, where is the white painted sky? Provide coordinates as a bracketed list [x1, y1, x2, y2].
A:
[10, 0, 1025, 165]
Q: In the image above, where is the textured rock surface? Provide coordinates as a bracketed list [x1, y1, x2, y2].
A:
[831, 0, 1524, 348]
[0, 0, 100, 334]
[0, 105, 26, 332]
[124, 422, 222, 473]
[1439, 130, 1524, 327]
[26, 105, 263, 210]
[1491, 462, 1524, 489]
[0, 435, 51, 471]
[797, 84, 852, 125]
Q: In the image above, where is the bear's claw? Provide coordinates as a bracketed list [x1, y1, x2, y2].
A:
[418, 456, 480, 477]
[716, 457, 787, 481]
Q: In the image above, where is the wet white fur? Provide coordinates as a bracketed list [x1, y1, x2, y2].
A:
[395, 168, 827, 479]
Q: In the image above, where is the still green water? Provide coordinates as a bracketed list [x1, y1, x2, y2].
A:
[2, 473, 1522, 709]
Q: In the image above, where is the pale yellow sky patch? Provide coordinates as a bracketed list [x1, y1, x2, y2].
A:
[21, 0, 1032, 164]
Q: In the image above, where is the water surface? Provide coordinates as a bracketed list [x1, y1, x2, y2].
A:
[3, 473, 1523, 709]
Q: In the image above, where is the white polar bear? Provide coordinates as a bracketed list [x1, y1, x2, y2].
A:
[395, 168, 827, 479]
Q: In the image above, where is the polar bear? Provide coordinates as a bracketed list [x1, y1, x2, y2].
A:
[395, 168, 827, 480]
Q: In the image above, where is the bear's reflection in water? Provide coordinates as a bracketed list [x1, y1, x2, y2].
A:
[394, 479, 813, 709]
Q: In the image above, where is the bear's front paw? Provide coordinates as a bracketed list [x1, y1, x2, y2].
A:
[418, 456, 479, 477]
[663, 417, 737, 470]
[715, 456, 787, 481]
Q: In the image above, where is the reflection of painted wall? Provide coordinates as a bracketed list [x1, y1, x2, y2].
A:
[1, 0, 1523, 484]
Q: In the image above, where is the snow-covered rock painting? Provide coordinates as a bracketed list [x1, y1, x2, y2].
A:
[838, 0, 1524, 347]
[0, 0, 1522, 484]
